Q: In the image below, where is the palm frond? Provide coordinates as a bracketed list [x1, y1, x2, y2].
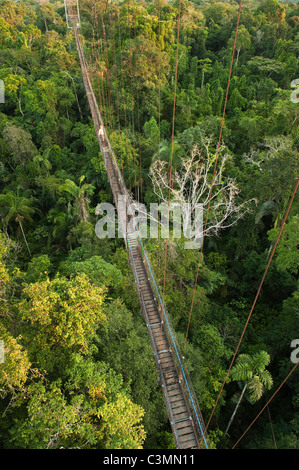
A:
[258, 369, 273, 390]
[231, 361, 253, 382]
[251, 351, 270, 372]
[247, 375, 263, 403]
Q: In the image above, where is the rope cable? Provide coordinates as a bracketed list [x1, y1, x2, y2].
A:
[101, 8, 116, 134]
[160, 0, 182, 350]
[95, 12, 108, 130]
[183, 0, 244, 354]
[132, 5, 143, 202]
[201, 176, 299, 444]
[108, 0, 124, 176]
[127, 0, 137, 198]
[117, 2, 132, 191]
[158, 0, 162, 280]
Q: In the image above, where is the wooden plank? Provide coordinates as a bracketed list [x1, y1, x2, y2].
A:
[163, 367, 177, 375]
[180, 439, 198, 449]
[173, 411, 190, 422]
[146, 308, 159, 316]
[135, 266, 145, 272]
[144, 301, 157, 309]
[176, 425, 195, 437]
[164, 377, 178, 386]
[167, 388, 182, 398]
[173, 419, 192, 431]
[168, 393, 186, 410]
[167, 392, 183, 403]
[162, 366, 177, 376]
[166, 383, 181, 391]
[172, 406, 189, 417]
[141, 290, 153, 296]
[145, 300, 157, 311]
[146, 309, 160, 317]
[177, 429, 196, 442]
[146, 313, 159, 321]
[178, 431, 196, 443]
[147, 317, 162, 326]
[150, 324, 166, 333]
[169, 399, 187, 410]
[142, 296, 154, 302]
[158, 352, 173, 363]
[139, 285, 152, 293]
[164, 377, 180, 387]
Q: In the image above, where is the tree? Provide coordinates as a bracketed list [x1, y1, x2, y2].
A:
[257, 0, 286, 24]
[2, 125, 39, 167]
[0, 18, 14, 48]
[37, 4, 56, 32]
[149, 139, 255, 243]
[26, 254, 51, 283]
[19, 274, 106, 371]
[59, 176, 95, 222]
[244, 135, 299, 227]
[60, 71, 83, 120]
[0, 72, 27, 116]
[9, 380, 97, 449]
[9, 355, 146, 449]
[247, 56, 283, 79]
[99, 393, 146, 449]
[59, 255, 123, 292]
[225, 351, 273, 434]
[47, 204, 73, 246]
[267, 216, 299, 274]
[0, 0, 26, 28]
[0, 192, 35, 256]
[198, 58, 213, 89]
[228, 25, 251, 65]
[24, 25, 41, 50]
[0, 323, 31, 399]
[109, 131, 140, 192]
[152, 139, 184, 172]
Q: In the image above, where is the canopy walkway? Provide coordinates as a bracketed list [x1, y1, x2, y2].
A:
[66, 2, 209, 450]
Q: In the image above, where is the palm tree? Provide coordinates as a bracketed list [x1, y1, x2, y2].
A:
[59, 176, 95, 222]
[61, 71, 83, 120]
[152, 139, 184, 172]
[47, 203, 73, 247]
[0, 192, 35, 256]
[225, 351, 273, 435]
[198, 58, 213, 89]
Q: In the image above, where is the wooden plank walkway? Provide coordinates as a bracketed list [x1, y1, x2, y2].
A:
[70, 18, 209, 450]
[126, 232, 199, 449]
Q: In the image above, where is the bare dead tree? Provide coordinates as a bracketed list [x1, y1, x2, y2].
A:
[148, 140, 256, 240]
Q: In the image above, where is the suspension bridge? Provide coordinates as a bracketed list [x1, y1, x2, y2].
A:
[61, 0, 299, 451]
[64, 0, 210, 450]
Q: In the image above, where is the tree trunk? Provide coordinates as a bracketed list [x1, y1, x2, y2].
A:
[18, 219, 32, 257]
[225, 384, 247, 434]
[73, 83, 83, 120]
[18, 97, 24, 116]
[79, 199, 88, 222]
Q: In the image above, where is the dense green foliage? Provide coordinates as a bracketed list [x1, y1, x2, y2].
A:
[0, 0, 298, 449]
